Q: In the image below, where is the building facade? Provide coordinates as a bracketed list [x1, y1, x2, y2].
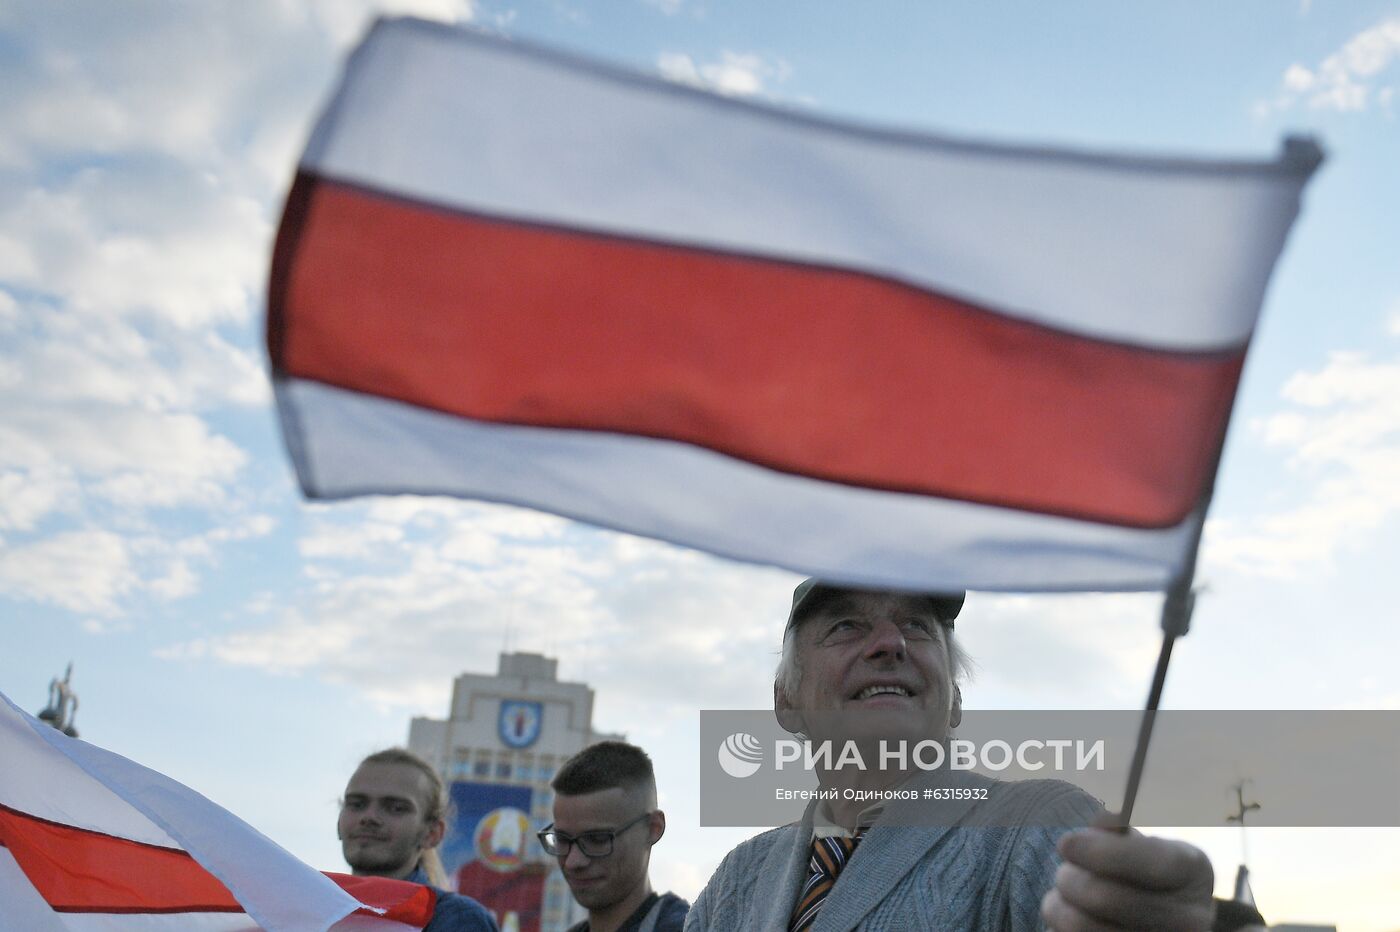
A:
[408, 652, 622, 932]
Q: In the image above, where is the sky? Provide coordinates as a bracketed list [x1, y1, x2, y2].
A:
[1, 0, 1398, 928]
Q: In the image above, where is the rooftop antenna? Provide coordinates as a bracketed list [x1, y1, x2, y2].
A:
[1226, 780, 1262, 905]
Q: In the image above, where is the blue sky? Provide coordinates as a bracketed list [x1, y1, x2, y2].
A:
[2, 1, 1398, 928]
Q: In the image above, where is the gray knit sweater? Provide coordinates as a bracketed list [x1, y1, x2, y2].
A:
[684, 772, 1101, 932]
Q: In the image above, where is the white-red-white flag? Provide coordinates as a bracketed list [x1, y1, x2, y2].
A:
[0, 690, 433, 931]
[268, 17, 1321, 593]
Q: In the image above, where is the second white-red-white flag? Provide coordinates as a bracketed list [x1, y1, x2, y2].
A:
[0, 690, 433, 931]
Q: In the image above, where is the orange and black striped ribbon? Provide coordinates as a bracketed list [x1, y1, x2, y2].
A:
[788, 831, 866, 932]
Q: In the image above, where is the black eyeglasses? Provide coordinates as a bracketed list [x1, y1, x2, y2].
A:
[537, 812, 651, 858]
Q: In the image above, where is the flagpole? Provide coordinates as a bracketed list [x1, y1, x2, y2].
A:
[1114, 303, 1253, 824]
[1117, 507, 1205, 826]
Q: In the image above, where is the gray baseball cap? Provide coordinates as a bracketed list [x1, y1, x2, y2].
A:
[784, 578, 965, 632]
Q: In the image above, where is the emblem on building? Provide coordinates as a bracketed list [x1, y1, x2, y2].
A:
[498, 700, 543, 749]
[473, 806, 532, 872]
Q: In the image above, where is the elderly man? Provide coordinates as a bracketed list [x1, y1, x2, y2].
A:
[685, 580, 1216, 931]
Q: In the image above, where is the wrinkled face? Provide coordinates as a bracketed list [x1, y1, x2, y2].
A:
[776, 592, 961, 746]
[337, 762, 440, 879]
[551, 787, 658, 912]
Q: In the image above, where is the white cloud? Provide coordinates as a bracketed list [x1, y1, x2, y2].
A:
[81, 616, 134, 635]
[955, 593, 1163, 706]
[0, 530, 138, 614]
[0, 513, 278, 615]
[148, 558, 200, 601]
[657, 52, 706, 86]
[0, 297, 264, 525]
[299, 520, 405, 560]
[1282, 63, 1315, 92]
[361, 496, 476, 527]
[0, 166, 270, 329]
[657, 50, 793, 97]
[208, 513, 278, 542]
[0, 6, 317, 206]
[302, 0, 477, 49]
[0, 4, 499, 550]
[1206, 345, 1400, 578]
[0, 4, 314, 585]
[1261, 15, 1400, 114]
[298, 499, 570, 564]
[2, 305, 269, 412]
[171, 505, 1178, 720]
[641, 0, 684, 15]
[170, 508, 792, 712]
[165, 490, 1187, 720]
[1, 405, 247, 510]
[0, 467, 79, 532]
[0, 2, 471, 177]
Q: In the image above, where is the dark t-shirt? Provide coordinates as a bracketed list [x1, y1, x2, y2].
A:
[565, 891, 689, 932]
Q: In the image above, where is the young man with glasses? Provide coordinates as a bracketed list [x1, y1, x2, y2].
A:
[539, 741, 688, 932]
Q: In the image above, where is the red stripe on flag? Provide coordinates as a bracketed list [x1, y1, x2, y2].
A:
[271, 172, 1245, 529]
[0, 802, 241, 913]
[328, 872, 437, 925]
[0, 805, 435, 924]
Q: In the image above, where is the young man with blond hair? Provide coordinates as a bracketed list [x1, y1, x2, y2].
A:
[339, 748, 498, 932]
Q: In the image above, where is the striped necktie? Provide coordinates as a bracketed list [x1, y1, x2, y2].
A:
[788, 830, 866, 932]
